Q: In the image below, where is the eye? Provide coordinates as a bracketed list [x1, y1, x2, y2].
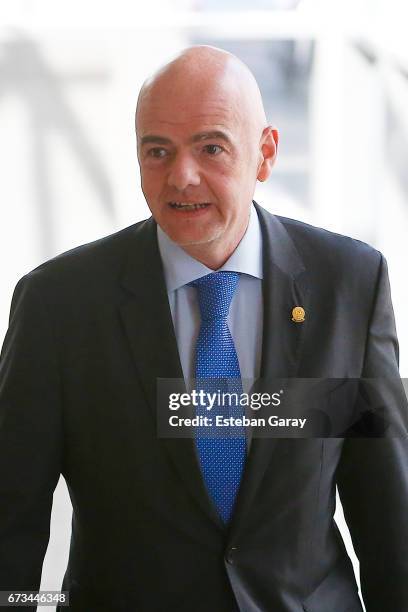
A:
[147, 147, 168, 158]
[203, 144, 224, 156]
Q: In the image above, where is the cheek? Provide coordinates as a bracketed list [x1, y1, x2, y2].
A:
[141, 168, 163, 196]
[217, 168, 252, 198]
[210, 164, 239, 191]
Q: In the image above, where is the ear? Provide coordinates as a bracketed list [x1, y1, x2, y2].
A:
[257, 127, 278, 182]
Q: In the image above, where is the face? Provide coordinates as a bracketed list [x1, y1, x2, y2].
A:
[136, 72, 277, 260]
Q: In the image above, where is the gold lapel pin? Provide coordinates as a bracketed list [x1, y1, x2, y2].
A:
[291, 306, 305, 323]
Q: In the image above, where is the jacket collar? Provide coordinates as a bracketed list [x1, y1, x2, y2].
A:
[119, 202, 310, 536]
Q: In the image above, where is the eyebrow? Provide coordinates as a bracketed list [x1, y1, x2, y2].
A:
[192, 131, 232, 144]
[140, 130, 232, 146]
[140, 135, 172, 145]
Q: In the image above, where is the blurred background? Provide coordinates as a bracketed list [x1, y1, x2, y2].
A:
[1, 0, 407, 609]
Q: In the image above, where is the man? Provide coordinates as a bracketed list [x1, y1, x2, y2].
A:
[0, 45, 407, 612]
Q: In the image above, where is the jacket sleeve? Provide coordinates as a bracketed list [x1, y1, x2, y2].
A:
[336, 254, 408, 611]
[0, 273, 62, 601]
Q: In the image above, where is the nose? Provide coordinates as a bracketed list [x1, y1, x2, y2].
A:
[167, 153, 201, 191]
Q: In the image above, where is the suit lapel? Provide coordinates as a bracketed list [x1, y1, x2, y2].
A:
[118, 206, 310, 535]
[228, 203, 311, 540]
[118, 217, 224, 529]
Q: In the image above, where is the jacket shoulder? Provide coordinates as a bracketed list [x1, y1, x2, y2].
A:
[9, 218, 157, 314]
[274, 214, 382, 268]
[18, 218, 152, 288]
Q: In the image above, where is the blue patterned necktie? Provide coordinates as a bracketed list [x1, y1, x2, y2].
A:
[190, 271, 246, 523]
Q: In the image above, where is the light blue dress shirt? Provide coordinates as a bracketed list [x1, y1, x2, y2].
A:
[157, 204, 263, 388]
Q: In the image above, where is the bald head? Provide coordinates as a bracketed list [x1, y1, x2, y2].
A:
[136, 45, 267, 137]
[135, 45, 278, 270]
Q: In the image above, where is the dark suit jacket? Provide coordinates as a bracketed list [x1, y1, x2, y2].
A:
[0, 203, 407, 612]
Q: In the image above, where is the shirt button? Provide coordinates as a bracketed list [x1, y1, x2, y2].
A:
[226, 546, 238, 564]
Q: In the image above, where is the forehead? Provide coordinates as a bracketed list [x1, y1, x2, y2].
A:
[137, 79, 243, 139]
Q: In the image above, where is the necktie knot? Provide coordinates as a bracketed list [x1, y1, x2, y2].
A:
[190, 271, 239, 321]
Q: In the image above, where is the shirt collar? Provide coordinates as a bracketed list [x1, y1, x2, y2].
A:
[157, 203, 263, 293]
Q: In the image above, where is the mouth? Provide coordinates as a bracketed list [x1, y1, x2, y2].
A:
[168, 202, 211, 212]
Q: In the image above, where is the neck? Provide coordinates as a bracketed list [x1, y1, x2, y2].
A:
[181, 217, 249, 270]
[182, 243, 235, 270]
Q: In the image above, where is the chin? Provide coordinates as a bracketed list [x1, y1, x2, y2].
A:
[170, 228, 224, 247]
[163, 222, 223, 246]
[169, 233, 211, 247]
